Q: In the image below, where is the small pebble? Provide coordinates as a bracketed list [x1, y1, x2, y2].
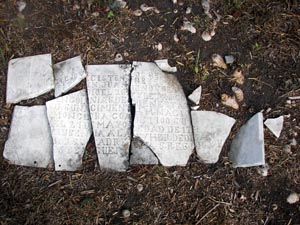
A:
[289, 138, 297, 146]
[283, 144, 292, 154]
[201, 31, 212, 41]
[225, 55, 235, 64]
[256, 164, 269, 177]
[114, 53, 123, 62]
[133, 9, 142, 16]
[92, 12, 99, 17]
[173, 34, 179, 42]
[137, 184, 143, 192]
[287, 193, 299, 204]
[16, 0, 26, 12]
[122, 209, 131, 218]
[154, 43, 162, 51]
[173, 9, 178, 13]
[186, 6, 192, 14]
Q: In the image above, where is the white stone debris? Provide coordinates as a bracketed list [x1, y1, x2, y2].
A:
[130, 138, 159, 165]
[201, 31, 212, 41]
[3, 106, 53, 168]
[181, 19, 196, 34]
[225, 55, 235, 64]
[154, 59, 177, 73]
[188, 86, 202, 105]
[111, 0, 126, 9]
[6, 54, 54, 104]
[53, 55, 86, 97]
[86, 64, 132, 171]
[256, 163, 269, 177]
[229, 112, 265, 167]
[287, 193, 300, 204]
[264, 116, 284, 138]
[201, 0, 212, 18]
[46, 90, 92, 171]
[191, 111, 236, 163]
[16, 0, 26, 12]
[114, 53, 123, 62]
[131, 62, 194, 166]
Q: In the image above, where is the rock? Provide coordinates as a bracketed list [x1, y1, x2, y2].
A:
[46, 90, 92, 171]
[154, 43, 163, 51]
[131, 62, 194, 166]
[225, 55, 235, 64]
[114, 53, 123, 62]
[53, 56, 86, 97]
[110, 0, 126, 9]
[6, 54, 54, 104]
[191, 111, 236, 163]
[181, 19, 196, 33]
[256, 163, 269, 176]
[229, 112, 265, 167]
[264, 116, 284, 138]
[154, 59, 177, 73]
[137, 184, 143, 192]
[16, 0, 26, 12]
[191, 105, 200, 110]
[188, 86, 202, 105]
[122, 209, 130, 218]
[86, 65, 131, 171]
[287, 193, 299, 204]
[3, 106, 53, 168]
[201, 31, 212, 41]
[130, 138, 159, 165]
[133, 9, 142, 16]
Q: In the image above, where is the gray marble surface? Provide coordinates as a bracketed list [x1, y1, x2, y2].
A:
[130, 138, 159, 165]
[131, 62, 194, 166]
[46, 89, 92, 171]
[4, 105, 53, 168]
[6, 54, 54, 104]
[86, 64, 132, 171]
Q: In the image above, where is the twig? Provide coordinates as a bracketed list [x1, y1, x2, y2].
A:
[247, 77, 273, 88]
[196, 204, 220, 224]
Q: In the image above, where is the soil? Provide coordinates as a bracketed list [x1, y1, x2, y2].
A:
[0, 0, 300, 224]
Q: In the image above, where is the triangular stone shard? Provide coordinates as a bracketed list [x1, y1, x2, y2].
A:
[3, 106, 53, 168]
[6, 54, 54, 104]
[154, 59, 177, 73]
[86, 64, 131, 171]
[191, 111, 235, 163]
[130, 138, 159, 165]
[46, 89, 92, 171]
[229, 112, 265, 167]
[131, 62, 194, 166]
[264, 116, 283, 138]
[53, 56, 86, 97]
[188, 86, 202, 105]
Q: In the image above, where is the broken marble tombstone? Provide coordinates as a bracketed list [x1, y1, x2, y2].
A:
[46, 89, 92, 171]
[6, 54, 54, 104]
[154, 59, 177, 73]
[53, 56, 86, 97]
[86, 64, 131, 171]
[188, 85, 202, 110]
[3, 105, 53, 168]
[131, 61, 194, 166]
[229, 112, 265, 167]
[264, 116, 284, 138]
[130, 138, 159, 165]
[191, 111, 236, 163]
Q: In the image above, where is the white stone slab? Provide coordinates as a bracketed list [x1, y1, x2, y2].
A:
[6, 54, 54, 104]
[131, 62, 194, 166]
[154, 59, 177, 73]
[188, 86, 202, 105]
[53, 56, 86, 97]
[229, 112, 265, 167]
[191, 111, 236, 163]
[264, 116, 284, 138]
[86, 64, 131, 171]
[130, 138, 159, 165]
[3, 106, 53, 168]
[46, 89, 92, 171]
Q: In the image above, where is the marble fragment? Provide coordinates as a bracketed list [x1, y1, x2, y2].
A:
[229, 112, 265, 167]
[188, 86, 202, 105]
[130, 138, 159, 165]
[3, 106, 53, 168]
[6, 54, 54, 104]
[86, 64, 131, 171]
[53, 56, 86, 97]
[131, 62, 194, 166]
[46, 90, 92, 171]
[191, 111, 236, 163]
[154, 59, 177, 73]
[264, 116, 284, 138]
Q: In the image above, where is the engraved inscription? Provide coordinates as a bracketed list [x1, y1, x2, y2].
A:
[86, 65, 131, 171]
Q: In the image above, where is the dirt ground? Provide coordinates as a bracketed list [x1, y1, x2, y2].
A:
[0, 0, 300, 224]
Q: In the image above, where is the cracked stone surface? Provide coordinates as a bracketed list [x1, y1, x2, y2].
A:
[229, 112, 265, 167]
[191, 111, 235, 163]
[264, 116, 284, 138]
[6, 54, 54, 104]
[3, 106, 53, 168]
[131, 61, 194, 166]
[130, 138, 159, 165]
[86, 64, 131, 171]
[46, 89, 92, 171]
[53, 56, 86, 97]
